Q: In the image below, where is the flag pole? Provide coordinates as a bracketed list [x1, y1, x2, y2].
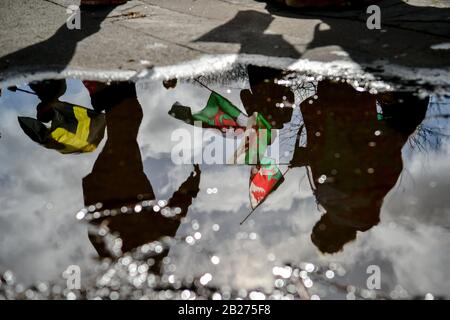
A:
[194, 78, 250, 118]
[240, 207, 257, 226]
[194, 78, 214, 93]
[8, 87, 37, 96]
[240, 167, 291, 225]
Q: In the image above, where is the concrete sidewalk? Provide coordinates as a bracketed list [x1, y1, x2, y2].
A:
[0, 0, 449, 83]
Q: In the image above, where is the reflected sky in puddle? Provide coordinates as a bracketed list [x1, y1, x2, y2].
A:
[0, 66, 449, 299]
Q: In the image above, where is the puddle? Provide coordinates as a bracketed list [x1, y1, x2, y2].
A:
[0, 65, 449, 300]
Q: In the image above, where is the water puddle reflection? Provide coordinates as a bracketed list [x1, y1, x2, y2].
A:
[0, 65, 449, 299]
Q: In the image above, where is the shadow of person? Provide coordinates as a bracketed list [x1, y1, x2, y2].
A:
[290, 80, 428, 254]
[195, 10, 300, 58]
[197, 1, 449, 68]
[263, 0, 450, 68]
[81, 82, 201, 272]
[240, 65, 295, 128]
[0, 6, 117, 75]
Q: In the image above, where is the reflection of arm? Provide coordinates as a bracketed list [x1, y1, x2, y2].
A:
[167, 164, 201, 220]
[88, 165, 201, 258]
[289, 124, 310, 168]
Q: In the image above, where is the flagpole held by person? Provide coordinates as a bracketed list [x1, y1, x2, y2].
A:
[240, 167, 290, 225]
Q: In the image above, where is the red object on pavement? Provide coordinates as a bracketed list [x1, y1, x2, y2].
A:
[82, 81, 99, 95]
[274, 0, 380, 8]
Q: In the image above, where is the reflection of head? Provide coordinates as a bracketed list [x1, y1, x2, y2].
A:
[29, 80, 66, 102]
[240, 65, 293, 128]
[163, 79, 178, 90]
[30, 80, 67, 122]
[311, 213, 358, 254]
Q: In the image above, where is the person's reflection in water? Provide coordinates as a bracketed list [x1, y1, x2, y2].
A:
[240, 65, 294, 130]
[81, 82, 201, 272]
[290, 81, 428, 254]
[239, 65, 306, 164]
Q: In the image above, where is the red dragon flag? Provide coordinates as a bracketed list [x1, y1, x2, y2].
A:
[249, 157, 285, 210]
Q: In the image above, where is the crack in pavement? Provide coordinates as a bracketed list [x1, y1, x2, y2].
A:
[42, 0, 68, 9]
[140, 2, 225, 22]
[115, 22, 210, 55]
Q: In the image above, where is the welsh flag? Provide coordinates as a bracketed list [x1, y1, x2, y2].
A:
[169, 91, 274, 164]
[169, 90, 285, 213]
[233, 111, 274, 165]
[169, 91, 246, 130]
[249, 158, 285, 210]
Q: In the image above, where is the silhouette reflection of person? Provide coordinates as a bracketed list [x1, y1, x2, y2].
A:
[240, 65, 294, 129]
[14, 79, 200, 270]
[290, 80, 428, 254]
[83, 82, 201, 271]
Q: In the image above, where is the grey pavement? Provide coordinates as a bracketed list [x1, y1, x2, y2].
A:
[0, 0, 449, 84]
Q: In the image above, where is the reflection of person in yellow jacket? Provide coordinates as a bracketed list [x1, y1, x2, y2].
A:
[83, 82, 201, 273]
[290, 80, 428, 254]
[17, 80, 106, 154]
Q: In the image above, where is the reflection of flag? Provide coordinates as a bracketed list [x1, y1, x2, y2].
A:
[169, 90, 276, 164]
[234, 112, 274, 165]
[249, 158, 284, 209]
[168, 89, 285, 212]
[18, 102, 105, 154]
[169, 91, 246, 130]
